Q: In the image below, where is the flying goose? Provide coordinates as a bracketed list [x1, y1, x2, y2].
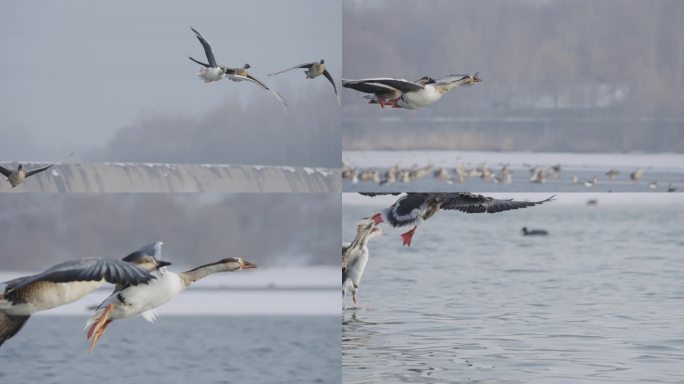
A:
[342, 218, 383, 309]
[0, 151, 75, 188]
[85, 257, 257, 352]
[188, 27, 287, 107]
[342, 74, 481, 109]
[362, 192, 554, 246]
[342, 75, 434, 108]
[268, 60, 340, 104]
[0, 242, 166, 346]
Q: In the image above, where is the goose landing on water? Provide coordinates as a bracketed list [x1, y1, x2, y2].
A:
[0, 242, 166, 346]
[85, 257, 257, 353]
[188, 27, 287, 107]
[362, 192, 554, 247]
[342, 218, 383, 309]
[269, 60, 340, 104]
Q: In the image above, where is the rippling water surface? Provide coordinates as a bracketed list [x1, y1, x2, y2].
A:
[1, 315, 340, 384]
[342, 201, 684, 383]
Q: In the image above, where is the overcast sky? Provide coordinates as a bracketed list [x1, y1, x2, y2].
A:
[0, 0, 341, 166]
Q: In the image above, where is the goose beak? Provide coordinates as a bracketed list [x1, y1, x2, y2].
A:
[157, 260, 172, 268]
[241, 260, 258, 269]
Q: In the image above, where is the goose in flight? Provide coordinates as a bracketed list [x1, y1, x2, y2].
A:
[342, 75, 435, 108]
[362, 193, 554, 246]
[0, 242, 166, 346]
[343, 74, 481, 109]
[342, 218, 383, 309]
[85, 257, 257, 352]
[188, 27, 287, 107]
[269, 60, 340, 104]
[0, 151, 75, 188]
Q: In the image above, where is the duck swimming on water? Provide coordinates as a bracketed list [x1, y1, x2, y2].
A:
[522, 227, 549, 236]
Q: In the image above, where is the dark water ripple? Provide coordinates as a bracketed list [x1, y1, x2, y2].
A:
[343, 204, 684, 383]
[1, 316, 340, 384]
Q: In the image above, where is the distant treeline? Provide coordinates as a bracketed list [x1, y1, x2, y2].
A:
[343, 0, 684, 151]
[0, 194, 340, 270]
[343, 118, 684, 152]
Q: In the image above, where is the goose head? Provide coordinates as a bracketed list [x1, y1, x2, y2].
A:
[466, 73, 482, 85]
[17, 164, 23, 171]
[123, 241, 170, 271]
[218, 257, 258, 271]
[319, 59, 325, 64]
[367, 225, 384, 240]
[243, 63, 251, 70]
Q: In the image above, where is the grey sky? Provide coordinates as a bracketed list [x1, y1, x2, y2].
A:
[0, 0, 341, 165]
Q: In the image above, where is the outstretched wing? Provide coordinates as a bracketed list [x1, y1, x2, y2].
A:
[268, 62, 314, 76]
[190, 27, 217, 67]
[25, 151, 74, 178]
[189, 56, 210, 68]
[347, 78, 424, 93]
[5, 258, 155, 294]
[441, 193, 555, 213]
[343, 80, 401, 94]
[322, 69, 341, 105]
[0, 313, 30, 346]
[0, 165, 12, 178]
[228, 74, 288, 108]
[25, 163, 55, 177]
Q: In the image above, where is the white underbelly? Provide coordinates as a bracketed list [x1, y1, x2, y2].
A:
[109, 271, 184, 319]
[306, 68, 323, 79]
[198, 67, 223, 82]
[345, 249, 369, 287]
[3, 280, 104, 315]
[8, 172, 25, 187]
[400, 86, 442, 109]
